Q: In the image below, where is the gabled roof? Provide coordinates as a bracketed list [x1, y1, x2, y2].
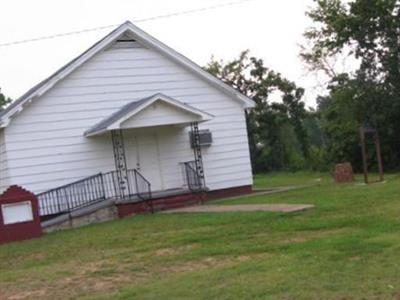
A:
[0, 21, 255, 128]
[84, 93, 214, 137]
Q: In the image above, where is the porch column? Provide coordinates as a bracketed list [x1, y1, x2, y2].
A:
[191, 122, 205, 188]
[111, 130, 130, 198]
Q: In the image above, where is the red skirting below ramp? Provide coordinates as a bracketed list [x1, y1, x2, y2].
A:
[116, 185, 252, 218]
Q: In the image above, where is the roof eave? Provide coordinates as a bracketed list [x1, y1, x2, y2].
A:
[0, 23, 133, 126]
[122, 22, 255, 108]
[84, 93, 215, 137]
[106, 94, 214, 129]
[84, 128, 108, 137]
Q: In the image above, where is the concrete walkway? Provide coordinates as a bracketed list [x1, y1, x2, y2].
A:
[209, 184, 316, 204]
[164, 203, 314, 214]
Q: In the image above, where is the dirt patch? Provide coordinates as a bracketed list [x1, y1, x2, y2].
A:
[0, 260, 138, 300]
[252, 228, 347, 245]
[1, 252, 269, 300]
[159, 254, 258, 274]
[7, 289, 47, 300]
[154, 244, 196, 256]
[281, 228, 348, 244]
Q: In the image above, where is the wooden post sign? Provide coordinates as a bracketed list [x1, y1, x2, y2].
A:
[0, 186, 42, 244]
[359, 122, 384, 184]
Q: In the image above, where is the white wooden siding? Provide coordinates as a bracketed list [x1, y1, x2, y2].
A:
[0, 129, 9, 193]
[3, 43, 253, 193]
[121, 101, 200, 129]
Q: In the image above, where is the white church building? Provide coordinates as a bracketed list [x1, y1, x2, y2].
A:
[0, 21, 254, 218]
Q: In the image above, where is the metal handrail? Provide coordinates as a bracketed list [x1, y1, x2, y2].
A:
[134, 169, 152, 201]
[37, 172, 106, 217]
[183, 161, 203, 191]
[37, 168, 152, 217]
[37, 173, 102, 195]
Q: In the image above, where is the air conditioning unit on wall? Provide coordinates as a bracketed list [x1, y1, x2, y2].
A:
[189, 129, 212, 148]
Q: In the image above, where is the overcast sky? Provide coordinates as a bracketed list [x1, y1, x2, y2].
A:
[0, 0, 322, 107]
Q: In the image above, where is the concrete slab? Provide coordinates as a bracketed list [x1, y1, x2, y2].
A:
[164, 203, 314, 214]
[41, 198, 115, 228]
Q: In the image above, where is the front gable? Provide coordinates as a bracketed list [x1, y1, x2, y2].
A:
[0, 21, 254, 128]
[84, 94, 213, 136]
[121, 100, 201, 129]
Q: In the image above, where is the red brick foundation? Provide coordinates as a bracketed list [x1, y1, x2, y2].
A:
[206, 185, 253, 200]
[116, 185, 253, 218]
[117, 192, 205, 217]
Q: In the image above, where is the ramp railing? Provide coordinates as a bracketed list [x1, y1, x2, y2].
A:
[37, 168, 151, 217]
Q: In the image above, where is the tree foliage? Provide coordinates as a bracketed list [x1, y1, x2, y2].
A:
[0, 88, 12, 111]
[205, 51, 311, 172]
[302, 0, 400, 170]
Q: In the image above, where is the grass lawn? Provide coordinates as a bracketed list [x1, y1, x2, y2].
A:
[253, 171, 326, 188]
[2, 173, 400, 299]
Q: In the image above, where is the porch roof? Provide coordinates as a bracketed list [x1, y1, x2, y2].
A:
[84, 93, 214, 137]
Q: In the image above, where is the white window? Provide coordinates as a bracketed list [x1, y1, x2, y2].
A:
[1, 201, 33, 225]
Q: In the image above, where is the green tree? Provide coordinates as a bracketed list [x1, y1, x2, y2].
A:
[302, 0, 400, 170]
[0, 88, 12, 110]
[317, 76, 361, 168]
[205, 51, 310, 171]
